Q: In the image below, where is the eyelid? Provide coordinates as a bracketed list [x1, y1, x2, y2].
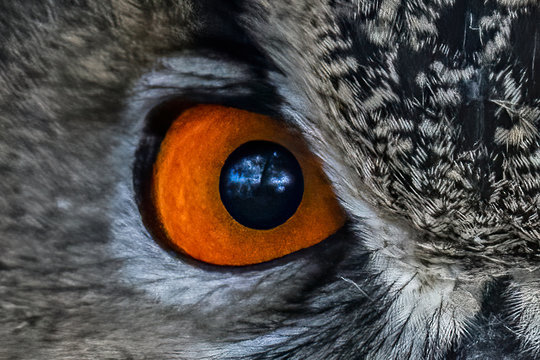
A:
[134, 54, 271, 107]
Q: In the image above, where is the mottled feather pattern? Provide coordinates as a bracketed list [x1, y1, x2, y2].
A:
[1, 1, 539, 359]
[245, 0, 540, 269]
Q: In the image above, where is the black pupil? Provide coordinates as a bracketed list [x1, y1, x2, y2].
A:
[219, 140, 304, 230]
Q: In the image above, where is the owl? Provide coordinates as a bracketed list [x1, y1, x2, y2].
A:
[1, 1, 539, 359]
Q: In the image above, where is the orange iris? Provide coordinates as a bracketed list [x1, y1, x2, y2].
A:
[151, 104, 345, 266]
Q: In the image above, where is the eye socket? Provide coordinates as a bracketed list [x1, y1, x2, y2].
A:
[149, 104, 345, 266]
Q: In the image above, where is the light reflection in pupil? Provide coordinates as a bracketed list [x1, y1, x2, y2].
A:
[226, 155, 293, 197]
[219, 141, 304, 230]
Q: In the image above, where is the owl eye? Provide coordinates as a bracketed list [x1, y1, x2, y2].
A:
[147, 104, 345, 266]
